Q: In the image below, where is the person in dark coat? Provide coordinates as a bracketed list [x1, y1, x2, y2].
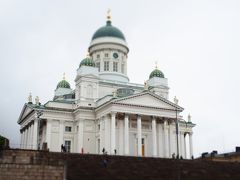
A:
[61, 144, 64, 152]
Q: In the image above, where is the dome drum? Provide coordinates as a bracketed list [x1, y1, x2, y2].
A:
[89, 37, 129, 54]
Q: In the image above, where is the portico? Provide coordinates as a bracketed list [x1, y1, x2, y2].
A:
[95, 91, 194, 158]
[96, 112, 192, 158]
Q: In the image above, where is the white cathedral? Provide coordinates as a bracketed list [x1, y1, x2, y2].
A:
[18, 12, 195, 158]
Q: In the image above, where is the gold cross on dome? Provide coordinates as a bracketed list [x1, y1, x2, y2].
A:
[107, 9, 111, 21]
[86, 52, 90, 57]
[63, 72, 66, 80]
[155, 61, 158, 69]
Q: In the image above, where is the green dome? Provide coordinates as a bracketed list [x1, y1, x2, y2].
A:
[149, 69, 165, 79]
[92, 21, 125, 41]
[57, 79, 71, 89]
[80, 57, 95, 67]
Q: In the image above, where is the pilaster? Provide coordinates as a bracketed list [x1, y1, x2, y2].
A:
[77, 119, 84, 153]
[59, 120, 64, 152]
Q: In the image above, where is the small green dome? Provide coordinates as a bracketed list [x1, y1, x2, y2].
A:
[92, 21, 125, 41]
[80, 57, 95, 67]
[149, 69, 165, 79]
[57, 79, 71, 89]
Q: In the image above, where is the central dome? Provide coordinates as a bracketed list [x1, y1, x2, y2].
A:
[92, 20, 125, 41]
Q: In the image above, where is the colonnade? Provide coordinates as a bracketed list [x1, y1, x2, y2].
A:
[20, 113, 193, 159]
[99, 112, 193, 158]
[20, 119, 38, 149]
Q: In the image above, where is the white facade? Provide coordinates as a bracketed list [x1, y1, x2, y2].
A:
[18, 15, 195, 158]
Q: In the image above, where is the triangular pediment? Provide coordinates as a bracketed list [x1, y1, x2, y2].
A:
[18, 104, 34, 124]
[113, 92, 183, 110]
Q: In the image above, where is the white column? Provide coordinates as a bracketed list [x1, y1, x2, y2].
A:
[183, 133, 187, 158]
[22, 130, 25, 149]
[179, 132, 185, 158]
[189, 132, 193, 158]
[59, 121, 64, 151]
[104, 115, 110, 153]
[31, 124, 35, 149]
[137, 115, 142, 156]
[176, 123, 181, 158]
[111, 112, 116, 154]
[152, 117, 157, 157]
[179, 132, 182, 158]
[119, 119, 124, 155]
[168, 122, 172, 157]
[171, 122, 176, 156]
[124, 114, 129, 155]
[20, 131, 23, 149]
[21, 130, 24, 149]
[182, 133, 185, 158]
[29, 124, 33, 149]
[46, 120, 52, 150]
[24, 129, 28, 149]
[157, 123, 164, 157]
[163, 120, 168, 158]
[77, 120, 84, 153]
[22, 130, 26, 149]
[26, 127, 29, 149]
[32, 119, 38, 149]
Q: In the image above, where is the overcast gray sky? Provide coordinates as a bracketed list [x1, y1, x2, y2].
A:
[0, 0, 240, 157]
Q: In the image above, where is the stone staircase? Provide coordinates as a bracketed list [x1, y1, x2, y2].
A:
[65, 153, 240, 180]
[1, 149, 240, 180]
